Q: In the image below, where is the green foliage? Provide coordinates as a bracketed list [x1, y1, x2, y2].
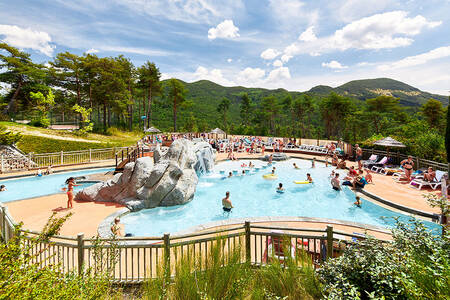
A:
[319, 220, 449, 299]
[421, 98, 445, 130]
[446, 96, 450, 161]
[72, 104, 93, 134]
[0, 125, 21, 145]
[16, 135, 112, 153]
[165, 78, 187, 131]
[0, 213, 118, 299]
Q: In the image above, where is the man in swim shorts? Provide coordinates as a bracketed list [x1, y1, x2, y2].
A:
[355, 144, 363, 170]
[307, 173, 313, 183]
[222, 191, 233, 212]
[331, 173, 341, 191]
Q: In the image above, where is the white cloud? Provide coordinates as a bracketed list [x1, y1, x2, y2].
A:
[99, 45, 172, 56]
[86, 48, 99, 54]
[267, 66, 291, 82]
[298, 26, 317, 42]
[237, 67, 265, 84]
[378, 46, 450, 70]
[322, 60, 348, 69]
[0, 24, 54, 56]
[113, 0, 245, 24]
[194, 66, 234, 86]
[334, 0, 391, 22]
[273, 60, 283, 67]
[280, 54, 292, 63]
[281, 11, 442, 59]
[227, 58, 232, 63]
[208, 20, 239, 40]
[269, 0, 319, 29]
[260, 48, 280, 60]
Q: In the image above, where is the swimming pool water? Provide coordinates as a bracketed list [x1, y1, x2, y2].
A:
[122, 159, 441, 236]
[0, 168, 114, 203]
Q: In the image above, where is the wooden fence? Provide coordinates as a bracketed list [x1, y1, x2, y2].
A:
[1, 203, 374, 283]
[0, 147, 131, 173]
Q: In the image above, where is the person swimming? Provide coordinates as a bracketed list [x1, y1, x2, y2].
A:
[354, 196, 362, 207]
[0, 185, 6, 191]
[311, 158, 316, 168]
[276, 182, 285, 192]
[293, 163, 299, 169]
[249, 161, 254, 168]
[228, 172, 233, 178]
[306, 173, 313, 183]
[241, 170, 246, 176]
[331, 173, 341, 191]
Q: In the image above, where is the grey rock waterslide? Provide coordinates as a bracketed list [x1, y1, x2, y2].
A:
[75, 139, 215, 211]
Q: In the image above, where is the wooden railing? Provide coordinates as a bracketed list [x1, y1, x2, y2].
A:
[361, 148, 449, 172]
[1, 203, 380, 283]
[0, 147, 130, 173]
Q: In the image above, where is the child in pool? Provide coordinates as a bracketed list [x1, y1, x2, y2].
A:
[311, 158, 316, 168]
[276, 183, 284, 192]
[306, 173, 313, 183]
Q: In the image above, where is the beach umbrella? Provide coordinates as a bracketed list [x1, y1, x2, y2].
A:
[145, 126, 161, 133]
[373, 136, 405, 156]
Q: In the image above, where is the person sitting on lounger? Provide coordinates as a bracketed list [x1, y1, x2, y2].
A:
[423, 167, 436, 182]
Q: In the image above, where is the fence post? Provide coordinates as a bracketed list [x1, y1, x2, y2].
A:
[89, 149, 92, 163]
[28, 153, 32, 169]
[115, 154, 118, 168]
[1, 205, 6, 242]
[245, 221, 251, 263]
[326, 226, 333, 259]
[77, 233, 85, 276]
[163, 233, 170, 277]
[416, 157, 420, 169]
[1, 154, 4, 173]
[60, 151, 64, 165]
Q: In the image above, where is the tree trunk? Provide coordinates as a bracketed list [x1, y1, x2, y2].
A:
[147, 86, 152, 128]
[103, 103, 107, 130]
[129, 102, 133, 131]
[107, 105, 111, 127]
[3, 79, 22, 115]
[173, 98, 177, 132]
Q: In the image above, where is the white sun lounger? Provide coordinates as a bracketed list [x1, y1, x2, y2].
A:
[409, 170, 446, 190]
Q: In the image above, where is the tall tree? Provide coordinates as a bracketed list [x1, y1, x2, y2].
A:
[0, 43, 46, 114]
[293, 94, 314, 138]
[166, 78, 187, 131]
[261, 95, 280, 135]
[421, 98, 445, 130]
[240, 93, 253, 127]
[319, 92, 353, 139]
[365, 95, 401, 134]
[137, 61, 161, 128]
[217, 97, 231, 129]
[49, 52, 83, 105]
[446, 96, 450, 162]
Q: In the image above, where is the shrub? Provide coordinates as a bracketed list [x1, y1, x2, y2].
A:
[0, 125, 21, 145]
[318, 220, 449, 299]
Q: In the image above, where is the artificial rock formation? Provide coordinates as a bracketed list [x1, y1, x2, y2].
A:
[262, 153, 289, 161]
[75, 139, 215, 211]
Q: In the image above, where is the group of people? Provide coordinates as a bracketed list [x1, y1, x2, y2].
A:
[36, 165, 53, 177]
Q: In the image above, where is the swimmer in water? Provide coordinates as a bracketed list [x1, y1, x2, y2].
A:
[312, 158, 316, 168]
[306, 173, 313, 183]
[354, 196, 362, 207]
[228, 172, 233, 178]
[222, 191, 233, 213]
[241, 170, 246, 176]
[276, 182, 284, 191]
[271, 168, 275, 175]
[249, 161, 254, 168]
[293, 163, 299, 169]
[329, 170, 335, 178]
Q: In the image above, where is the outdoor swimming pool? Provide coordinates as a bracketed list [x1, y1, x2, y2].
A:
[0, 168, 114, 203]
[122, 159, 441, 236]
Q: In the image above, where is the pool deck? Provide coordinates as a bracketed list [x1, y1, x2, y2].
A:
[4, 152, 443, 238]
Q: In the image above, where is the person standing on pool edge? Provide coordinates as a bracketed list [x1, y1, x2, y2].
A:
[64, 177, 79, 209]
[222, 191, 233, 213]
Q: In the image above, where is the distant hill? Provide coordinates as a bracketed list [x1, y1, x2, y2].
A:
[307, 78, 448, 107]
[156, 78, 447, 130]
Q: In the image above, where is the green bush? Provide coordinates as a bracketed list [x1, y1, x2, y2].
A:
[0, 213, 120, 299]
[0, 125, 22, 145]
[17, 135, 112, 153]
[318, 220, 449, 299]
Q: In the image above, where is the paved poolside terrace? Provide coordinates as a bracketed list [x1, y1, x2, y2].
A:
[3, 151, 444, 239]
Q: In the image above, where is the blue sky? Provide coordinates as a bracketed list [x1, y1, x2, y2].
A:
[0, 0, 449, 95]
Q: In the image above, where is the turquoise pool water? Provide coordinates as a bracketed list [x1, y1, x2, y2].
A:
[0, 168, 114, 203]
[122, 159, 441, 236]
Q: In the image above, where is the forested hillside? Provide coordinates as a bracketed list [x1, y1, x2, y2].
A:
[0, 43, 448, 161]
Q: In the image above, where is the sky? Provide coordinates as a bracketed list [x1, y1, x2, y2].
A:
[0, 0, 450, 95]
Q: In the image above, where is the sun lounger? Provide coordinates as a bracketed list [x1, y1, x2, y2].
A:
[409, 170, 446, 190]
[362, 154, 378, 168]
[370, 156, 388, 173]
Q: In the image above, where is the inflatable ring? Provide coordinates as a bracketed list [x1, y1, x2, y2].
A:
[241, 164, 247, 167]
[294, 181, 311, 184]
[263, 174, 278, 179]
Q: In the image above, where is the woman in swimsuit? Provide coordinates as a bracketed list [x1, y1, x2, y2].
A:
[65, 177, 79, 209]
[400, 156, 414, 181]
